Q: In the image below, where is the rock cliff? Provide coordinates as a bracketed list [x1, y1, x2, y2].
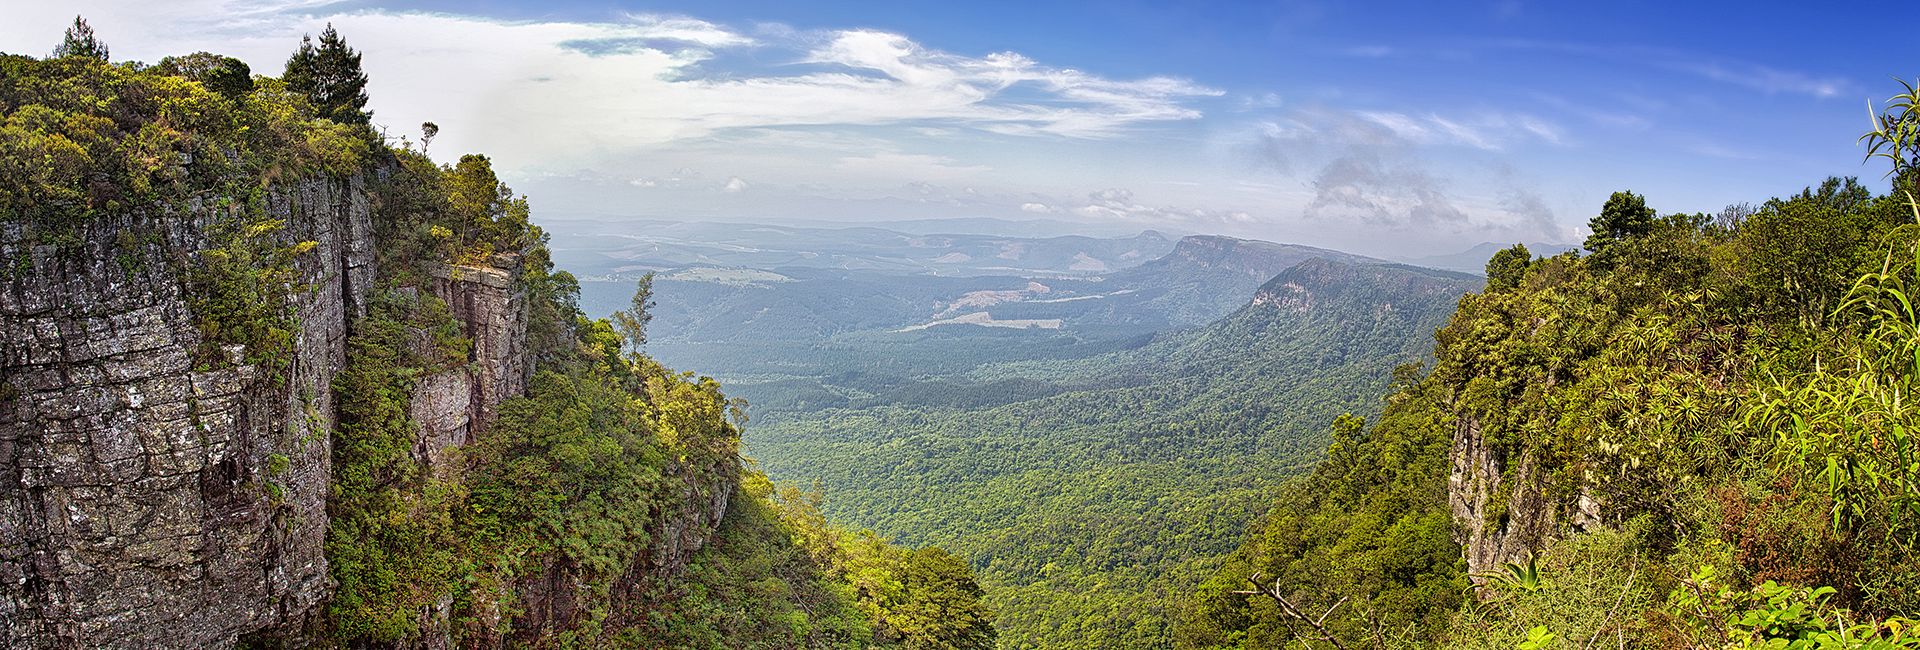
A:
[408, 257, 529, 474]
[0, 174, 374, 647]
[0, 167, 735, 647]
[1447, 414, 1601, 578]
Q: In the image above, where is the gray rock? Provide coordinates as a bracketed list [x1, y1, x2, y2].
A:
[0, 174, 375, 649]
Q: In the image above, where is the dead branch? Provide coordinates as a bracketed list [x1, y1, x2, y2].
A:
[1231, 572, 1351, 650]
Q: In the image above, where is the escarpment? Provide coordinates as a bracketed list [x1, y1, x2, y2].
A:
[0, 159, 740, 647]
[0, 173, 374, 647]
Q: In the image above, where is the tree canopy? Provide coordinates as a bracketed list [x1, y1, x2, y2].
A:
[284, 23, 370, 125]
[53, 16, 108, 61]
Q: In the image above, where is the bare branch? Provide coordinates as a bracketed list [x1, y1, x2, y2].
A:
[1243, 572, 1351, 650]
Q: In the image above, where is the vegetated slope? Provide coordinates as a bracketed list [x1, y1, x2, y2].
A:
[0, 35, 992, 649]
[1186, 177, 1920, 648]
[748, 257, 1475, 649]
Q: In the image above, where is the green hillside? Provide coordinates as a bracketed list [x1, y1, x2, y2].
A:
[1188, 164, 1920, 645]
[748, 258, 1476, 648]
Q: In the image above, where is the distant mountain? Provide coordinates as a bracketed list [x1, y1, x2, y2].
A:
[785, 216, 1167, 238]
[542, 217, 1176, 279]
[1398, 241, 1579, 274]
[601, 235, 1392, 347]
[747, 257, 1478, 648]
[1091, 235, 1386, 327]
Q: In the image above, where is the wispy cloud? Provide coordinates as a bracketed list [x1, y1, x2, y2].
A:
[1252, 108, 1562, 239]
[1338, 45, 1396, 58]
[1487, 39, 1852, 99]
[1353, 110, 1564, 150]
[1663, 59, 1846, 98]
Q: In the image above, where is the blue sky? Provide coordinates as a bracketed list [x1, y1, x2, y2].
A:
[3, 0, 1912, 256]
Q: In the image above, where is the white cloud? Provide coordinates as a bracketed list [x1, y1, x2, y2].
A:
[0, 2, 1219, 172]
[1070, 188, 1255, 227]
[723, 176, 750, 193]
[1020, 202, 1054, 213]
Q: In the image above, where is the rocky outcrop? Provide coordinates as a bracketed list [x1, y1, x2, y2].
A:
[0, 163, 738, 648]
[0, 175, 375, 648]
[1448, 415, 1601, 579]
[407, 256, 530, 474]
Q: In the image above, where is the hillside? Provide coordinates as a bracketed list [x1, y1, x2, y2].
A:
[747, 257, 1475, 648]
[1187, 177, 1920, 647]
[0, 36, 991, 648]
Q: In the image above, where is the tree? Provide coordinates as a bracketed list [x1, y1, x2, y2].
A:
[420, 122, 439, 153]
[1485, 243, 1532, 291]
[1583, 190, 1656, 268]
[53, 15, 108, 61]
[283, 23, 370, 124]
[157, 52, 253, 99]
[612, 274, 655, 353]
[888, 547, 997, 650]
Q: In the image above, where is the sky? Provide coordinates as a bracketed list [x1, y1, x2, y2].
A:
[3, 0, 1914, 257]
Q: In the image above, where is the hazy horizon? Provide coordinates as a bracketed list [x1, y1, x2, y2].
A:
[3, 0, 1905, 259]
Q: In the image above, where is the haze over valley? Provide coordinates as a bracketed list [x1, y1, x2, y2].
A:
[6, 2, 1920, 649]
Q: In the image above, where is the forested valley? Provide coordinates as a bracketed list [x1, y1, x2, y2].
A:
[6, 10, 1920, 650]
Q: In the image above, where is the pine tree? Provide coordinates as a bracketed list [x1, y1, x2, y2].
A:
[283, 23, 370, 124]
[53, 15, 109, 61]
[1583, 190, 1656, 268]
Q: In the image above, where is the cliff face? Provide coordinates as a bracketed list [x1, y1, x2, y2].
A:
[1447, 414, 1601, 578]
[409, 257, 530, 474]
[0, 170, 735, 648]
[0, 175, 374, 648]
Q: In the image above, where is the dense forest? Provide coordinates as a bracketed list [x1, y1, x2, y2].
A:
[1185, 92, 1920, 646]
[1, 19, 992, 648]
[750, 260, 1477, 648]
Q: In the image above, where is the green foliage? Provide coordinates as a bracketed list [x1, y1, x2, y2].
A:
[1517, 626, 1557, 650]
[5, 27, 994, 647]
[1583, 190, 1657, 268]
[640, 473, 995, 649]
[0, 50, 374, 223]
[156, 52, 254, 99]
[1665, 565, 1920, 649]
[612, 272, 656, 352]
[283, 24, 371, 125]
[637, 473, 876, 648]
[442, 153, 533, 262]
[1184, 370, 1467, 649]
[321, 160, 990, 645]
[1478, 554, 1545, 595]
[1189, 76, 1920, 650]
[1484, 243, 1531, 291]
[1445, 526, 1659, 648]
[183, 213, 317, 377]
[752, 261, 1472, 649]
[324, 290, 468, 642]
[1863, 77, 1920, 205]
[53, 16, 108, 61]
